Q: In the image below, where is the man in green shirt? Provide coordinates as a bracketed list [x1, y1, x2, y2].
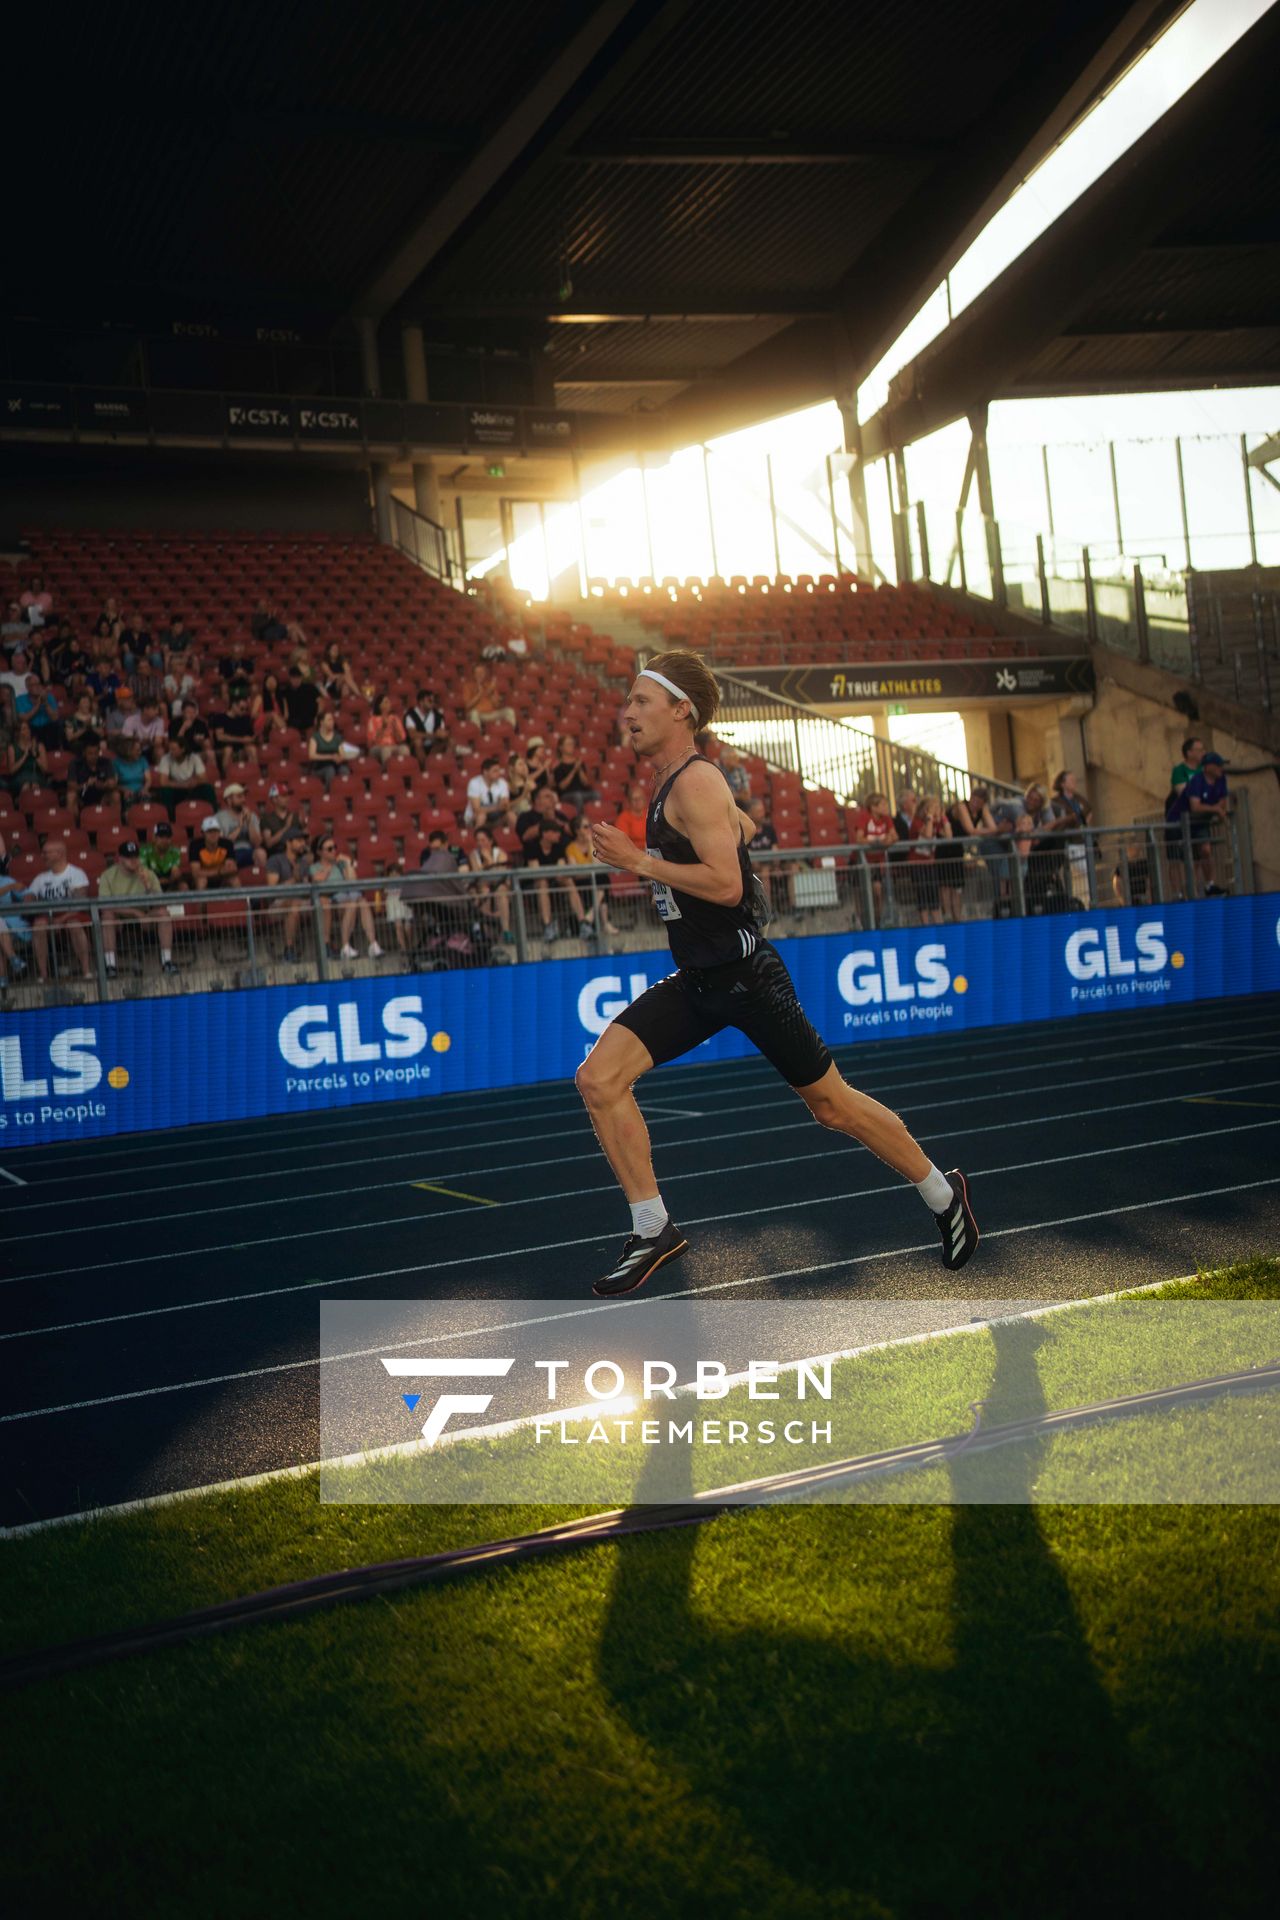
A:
[98, 841, 178, 978]
[1165, 736, 1205, 897]
[139, 821, 187, 891]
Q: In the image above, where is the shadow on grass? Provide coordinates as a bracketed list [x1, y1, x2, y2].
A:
[600, 1318, 1202, 1918]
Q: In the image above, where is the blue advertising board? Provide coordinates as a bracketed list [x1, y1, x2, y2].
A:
[1, 896, 1277, 1148]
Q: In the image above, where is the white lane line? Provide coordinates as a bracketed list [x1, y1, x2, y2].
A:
[1, 1269, 1210, 1536]
[6, 1000, 1276, 1180]
[640, 1104, 706, 1119]
[0, 1050, 1242, 1235]
[6, 1119, 1278, 1343]
[4, 1174, 1278, 1425]
[0, 1167, 27, 1187]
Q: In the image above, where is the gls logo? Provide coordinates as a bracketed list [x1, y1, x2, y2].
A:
[382, 1358, 515, 1445]
[0, 1029, 101, 1101]
[1064, 921, 1168, 981]
[578, 973, 653, 1037]
[278, 997, 429, 1068]
[837, 944, 950, 1005]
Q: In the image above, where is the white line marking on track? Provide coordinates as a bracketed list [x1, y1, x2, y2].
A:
[5, 1121, 1278, 1343]
[0, 1167, 27, 1187]
[4, 1178, 1277, 1425]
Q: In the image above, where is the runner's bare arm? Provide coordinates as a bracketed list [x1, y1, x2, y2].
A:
[591, 762, 744, 905]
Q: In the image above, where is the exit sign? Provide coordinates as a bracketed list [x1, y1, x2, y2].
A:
[888, 702, 908, 716]
[487, 461, 506, 478]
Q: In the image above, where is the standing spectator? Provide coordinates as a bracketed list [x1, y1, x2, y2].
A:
[1049, 770, 1093, 905]
[98, 840, 177, 977]
[465, 756, 511, 831]
[266, 825, 313, 960]
[518, 789, 591, 942]
[308, 710, 348, 790]
[3, 720, 48, 798]
[615, 781, 650, 850]
[1164, 736, 1204, 898]
[908, 796, 948, 925]
[309, 834, 384, 960]
[742, 794, 777, 910]
[719, 745, 751, 801]
[140, 820, 186, 892]
[283, 665, 322, 735]
[851, 792, 897, 925]
[28, 839, 91, 980]
[190, 817, 238, 890]
[551, 733, 596, 807]
[405, 687, 448, 763]
[214, 783, 265, 871]
[0, 854, 33, 997]
[1184, 752, 1231, 896]
[462, 660, 516, 729]
[367, 693, 410, 766]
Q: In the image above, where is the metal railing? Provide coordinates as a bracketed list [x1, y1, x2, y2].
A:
[0, 809, 1251, 1010]
[390, 497, 455, 586]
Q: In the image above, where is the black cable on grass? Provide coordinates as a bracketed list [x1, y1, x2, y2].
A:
[3, 1361, 1276, 1694]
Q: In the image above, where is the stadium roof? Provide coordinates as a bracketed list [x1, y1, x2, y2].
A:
[17, 0, 1272, 443]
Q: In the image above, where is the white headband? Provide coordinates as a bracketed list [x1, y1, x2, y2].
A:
[638, 668, 699, 725]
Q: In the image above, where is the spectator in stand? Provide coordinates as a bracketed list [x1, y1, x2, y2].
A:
[21, 575, 53, 627]
[505, 751, 533, 814]
[117, 612, 153, 674]
[29, 838, 91, 980]
[743, 794, 777, 910]
[103, 685, 134, 746]
[908, 795, 947, 925]
[266, 824, 313, 961]
[112, 734, 152, 803]
[190, 817, 238, 890]
[3, 599, 27, 641]
[250, 600, 287, 644]
[381, 859, 417, 957]
[518, 787, 591, 942]
[308, 710, 348, 791]
[1164, 736, 1204, 898]
[251, 671, 289, 742]
[283, 665, 322, 735]
[214, 783, 265, 871]
[0, 647, 36, 719]
[616, 780, 650, 850]
[1021, 784, 1072, 914]
[528, 739, 555, 792]
[566, 811, 612, 942]
[318, 641, 360, 704]
[367, 692, 410, 766]
[173, 698, 212, 758]
[551, 733, 597, 809]
[65, 691, 102, 754]
[72, 737, 118, 815]
[3, 719, 48, 798]
[122, 694, 168, 754]
[310, 833, 384, 960]
[159, 611, 192, 653]
[720, 745, 751, 801]
[212, 693, 257, 773]
[98, 839, 177, 978]
[891, 788, 918, 845]
[218, 645, 256, 703]
[0, 849, 33, 997]
[468, 827, 513, 943]
[19, 674, 64, 747]
[259, 782, 305, 858]
[1048, 770, 1093, 905]
[154, 734, 215, 817]
[404, 687, 448, 763]
[462, 660, 516, 729]
[465, 756, 511, 831]
[140, 820, 186, 892]
[850, 792, 897, 925]
[1184, 752, 1231, 896]
[49, 622, 91, 692]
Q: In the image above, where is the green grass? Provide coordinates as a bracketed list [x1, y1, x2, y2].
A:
[3, 1259, 1279, 1917]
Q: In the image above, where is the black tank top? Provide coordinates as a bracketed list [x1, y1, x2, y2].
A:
[646, 754, 759, 969]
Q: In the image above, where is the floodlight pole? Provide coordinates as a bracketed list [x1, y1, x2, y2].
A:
[1242, 434, 1259, 566]
[701, 446, 719, 578]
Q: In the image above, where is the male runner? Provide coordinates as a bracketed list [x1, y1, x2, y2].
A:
[580, 649, 978, 1296]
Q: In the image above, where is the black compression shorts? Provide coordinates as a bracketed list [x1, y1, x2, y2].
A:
[612, 940, 833, 1088]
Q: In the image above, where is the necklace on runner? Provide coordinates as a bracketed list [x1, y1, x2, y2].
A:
[652, 746, 695, 786]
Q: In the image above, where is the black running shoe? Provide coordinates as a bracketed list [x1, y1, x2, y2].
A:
[593, 1220, 688, 1296]
[937, 1171, 979, 1271]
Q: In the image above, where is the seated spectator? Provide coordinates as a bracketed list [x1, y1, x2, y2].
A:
[319, 641, 360, 704]
[159, 611, 193, 653]
[616, 781, 650, 850]
[18, 675, 64, 747]
[565, 812, 612, 941]
[49, 622, 91, 691]
[0, 853, 34, 997]
[1111, 832, 1153, 908]
[65, 691, 103, 753]
[212, 693, 257, 772]
[266, 824, 314, 960]
[218, 647, 256, 702]
[112, 736, 152, 802]
[908, 795, 947, 925]
[468, 827, 513, 943]
[308, 710, 348, 790]
[252, 672, 289, 740]
[310, 833, 384, 960]
[283, 665, 322, 734]
[140, 820, 186, 892]
[259, 782, 306, 857]
[122, 694, 168, 754]
[20, 575, 52, 627]
[465, 756, 511, 831]
[367, 692, 410, 765]
[117, 613, 153, 672]
[98, 840, 177, 978]
[0, 648, 36, 717]
[518, 788, 591, 943]
[172, 699, 212, 758]
[163, 655, 199, 716]
[404, 686, 448, 763]
[505, 751, 533, 813]
[190, 817, 239, 890]
[381, 859, 417, 956]
[154, 736, 215, 816]
[720, 745, 751, 801]
[214, 783, 266, 870]
[462, 660, 516, 729]
[3, 720, 48, 798]
[3, 599, 27, 640]
[551, 733, 596, 807]
[528, 739, 555, 793]
[73, 737, 118, 814]
[28, 838, 91, 979]
[742, 794, 776, 910]
[250, 600, 286, 644]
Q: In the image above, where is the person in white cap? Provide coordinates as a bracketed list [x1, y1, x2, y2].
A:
[577, 648, 979, 1296]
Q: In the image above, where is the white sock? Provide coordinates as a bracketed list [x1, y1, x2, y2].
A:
[630, 1195, 669, 1238]
[104, 952, 116, 969]
[160, 947, 172, 962]
[914, 1164, 955, 1213]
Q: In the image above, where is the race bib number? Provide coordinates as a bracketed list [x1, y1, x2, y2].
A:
[646, 847, 683, 921]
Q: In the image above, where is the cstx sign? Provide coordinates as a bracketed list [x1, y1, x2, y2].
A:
[225, 395, 294, 436]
